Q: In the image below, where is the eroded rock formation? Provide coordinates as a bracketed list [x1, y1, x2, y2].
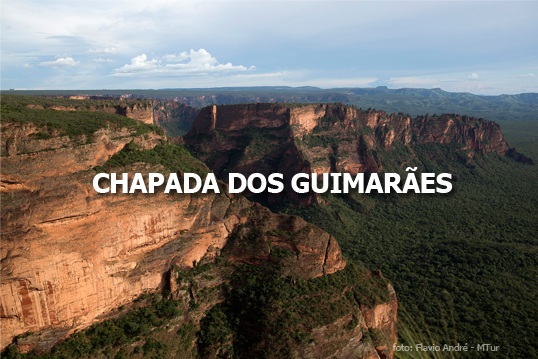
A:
[184, 103, 514, 205]
[1, 121, 163, 185]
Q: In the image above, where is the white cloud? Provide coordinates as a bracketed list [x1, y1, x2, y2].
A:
[93, 58, 116, 63]
[519, 73, 535, 77]
[114, 49, 250, 76]
[23, 63, 31, 68]
[114, 54, 158, 73]
[86, 47, 117, 54]
[467, 72, 479, 80]
[39, 57, 80, 67]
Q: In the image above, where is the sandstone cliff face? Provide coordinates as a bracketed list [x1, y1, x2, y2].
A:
[152, 101, 199, 125]
[184, 103, 513, 204]
[0, 165, 350, 353]
[1, 120, 164, 350]
[1, 121, 163, 186]
[1, 122, 383, 355]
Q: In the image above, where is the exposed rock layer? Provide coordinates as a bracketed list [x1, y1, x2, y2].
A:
[184, 103, 514, 204]
[1, 121, 163, 185]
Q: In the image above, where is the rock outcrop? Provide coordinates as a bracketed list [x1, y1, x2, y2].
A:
[46, 103, 153, 124]
[21, 95, 200, 136]
[0, 163, 338, 352]
[172, 260, 397, 359]
[184, 103, 515, 204]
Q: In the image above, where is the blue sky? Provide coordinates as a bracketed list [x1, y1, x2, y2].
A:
[2, 0, 537, 95]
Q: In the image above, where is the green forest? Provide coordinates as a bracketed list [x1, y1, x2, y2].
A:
[0, 94, 161, 144]
[271, 129, 538, 358]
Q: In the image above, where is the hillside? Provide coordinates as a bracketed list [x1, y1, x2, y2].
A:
[0, 94, 200, 139]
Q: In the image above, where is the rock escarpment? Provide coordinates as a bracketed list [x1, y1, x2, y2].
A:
[44, 101, 154, 124]
[184, 103, 515, 204]
[3, 94, 201, 131]
[20, 94, 200, 137]
[1, 107, 395, 358]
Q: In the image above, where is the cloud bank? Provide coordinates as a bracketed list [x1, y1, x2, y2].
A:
[114, 49, 252, 76]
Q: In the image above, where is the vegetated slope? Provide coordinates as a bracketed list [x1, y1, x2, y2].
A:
[499, 120, 538, 160]
[1, 97, 396, 359]
[0, 94, 200, 139]
[184, 102, 538, 358]
[274, 147, 538, 359]
[0, 94, 156, 125]
[8, 87, 538, 121]
[4, 261, 395, 359]
[152, 100, 200, 137]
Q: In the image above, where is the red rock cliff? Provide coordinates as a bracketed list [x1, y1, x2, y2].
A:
[184, 103, 513, 204]
[0, 122, 355, 353]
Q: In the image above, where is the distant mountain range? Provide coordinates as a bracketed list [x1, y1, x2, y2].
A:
[5, 86, 538, 122]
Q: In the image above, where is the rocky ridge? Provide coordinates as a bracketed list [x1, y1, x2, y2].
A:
[1, 94, 200, 136]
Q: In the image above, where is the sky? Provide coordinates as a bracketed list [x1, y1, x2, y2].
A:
[1, 0, 537, 95]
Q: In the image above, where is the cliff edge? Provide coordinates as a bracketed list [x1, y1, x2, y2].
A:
[184, 102, 520, 205]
